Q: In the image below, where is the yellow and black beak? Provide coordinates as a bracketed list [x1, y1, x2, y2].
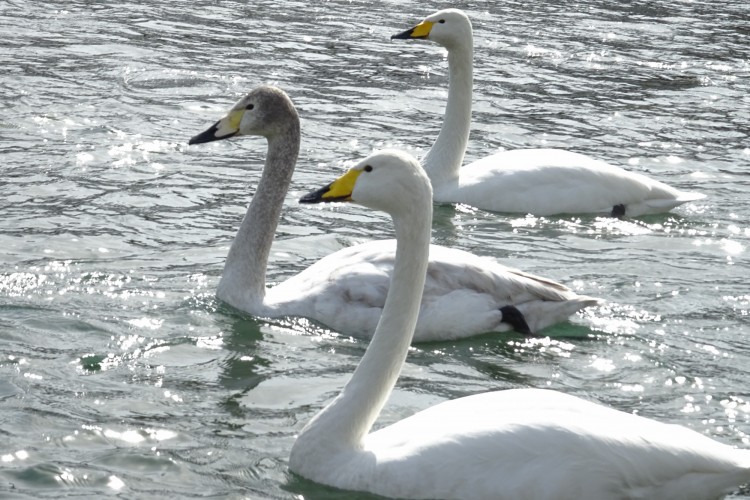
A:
[300, 168, 363, 204]
[188, 109, 245, 145]
[391, 19, 434, 40]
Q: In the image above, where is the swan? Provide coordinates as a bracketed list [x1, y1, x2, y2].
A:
[188, 85, 598, 341]
[391, 9, 706, 217]
[290, 149, 750, 500]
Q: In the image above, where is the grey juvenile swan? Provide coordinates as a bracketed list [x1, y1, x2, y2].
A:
[188, 85, 599, 340]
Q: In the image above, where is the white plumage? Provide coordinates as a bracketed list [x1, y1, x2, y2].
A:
[290, 149, 750, 500]
[267, 239, 594, 340]
[189, 85, 597, 340]
[392, 9, 705, 217]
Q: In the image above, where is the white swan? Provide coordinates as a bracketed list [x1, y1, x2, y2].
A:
[290, 149, 750, 500]
[188, 85, 598, 341]
[392, 9, 706, 217]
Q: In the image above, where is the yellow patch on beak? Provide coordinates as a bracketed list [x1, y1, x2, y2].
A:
[215, 109, 244, 138]
[410, 20, 434, 38]
[323, 168, 362, 201]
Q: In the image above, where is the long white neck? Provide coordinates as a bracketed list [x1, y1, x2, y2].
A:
[290, 196, 432, 471]
[217, 129, 299, 310]
[421, 39, 473, 188]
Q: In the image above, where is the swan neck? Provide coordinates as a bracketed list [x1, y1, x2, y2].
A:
[292, 198, 432, 461]
[218, 127, 300, 308]
[422, 42, 473, 187]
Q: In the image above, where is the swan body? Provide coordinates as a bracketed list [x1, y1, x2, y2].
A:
[290, 150, 750, 500]
[435, 148, 705, 217]
[189, 86, 598, 340]
[392, 9, 705, 217]
[265, 239, 596, 340]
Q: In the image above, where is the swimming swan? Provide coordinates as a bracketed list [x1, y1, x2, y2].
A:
[392, 9, 705, 217]
[290, 150, 750, 500]
[188, 85, 598, 340]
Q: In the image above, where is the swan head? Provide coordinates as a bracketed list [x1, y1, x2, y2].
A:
[391, 8, 472, 51]
[188, 85, 298, 145]
[300, 149, 433, 217]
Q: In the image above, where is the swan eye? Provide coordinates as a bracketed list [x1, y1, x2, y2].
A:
[246, 103, 255, 110]
[364, 165, 373, 172]
[438, 19, 445, 23]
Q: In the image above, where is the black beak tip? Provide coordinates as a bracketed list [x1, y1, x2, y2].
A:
[391, 28, 415, 40]
[298, 193, 315, 204]
[188, 123, 220, 145]
[188, 121, 238, 145]
[299, 184, 330, 204]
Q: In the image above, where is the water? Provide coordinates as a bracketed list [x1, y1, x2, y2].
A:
[1, 0, 749, 497]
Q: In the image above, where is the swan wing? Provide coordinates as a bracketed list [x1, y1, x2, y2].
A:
[265, 241, 392, 337]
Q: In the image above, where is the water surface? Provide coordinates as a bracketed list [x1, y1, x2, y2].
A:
[1, 0, 749, 498]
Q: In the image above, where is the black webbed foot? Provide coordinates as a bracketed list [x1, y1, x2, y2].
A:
[611, 204, 626, 218]
[499, 305, 533, 336]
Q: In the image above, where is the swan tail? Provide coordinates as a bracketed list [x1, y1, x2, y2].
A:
[515, 296, 600, 333]
[674, 190, 707, 203]
[626, 190, 705, 216]
[649, 190, 706, 207]
[629, 466, 750, 500]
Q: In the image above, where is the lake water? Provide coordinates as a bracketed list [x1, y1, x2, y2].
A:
[1, 0, 749, 498]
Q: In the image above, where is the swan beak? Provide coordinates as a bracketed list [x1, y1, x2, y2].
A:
[188, 109, 244, 145]
[391, 20, 433, 40]
[300, 169, 362, 204]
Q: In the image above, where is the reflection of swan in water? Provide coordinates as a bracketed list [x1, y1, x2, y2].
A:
[189, 85, 598, 341]
[290, 149, 750, 500]
[392, 9, 705, 217]
[218, 316, 268, 392]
